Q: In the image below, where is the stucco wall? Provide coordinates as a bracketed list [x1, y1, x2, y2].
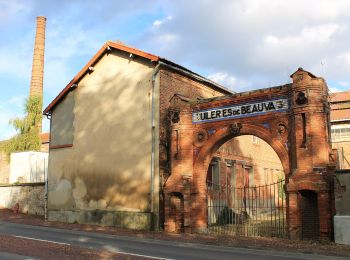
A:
[48, 50, 159, 229]
[51, 91, 75, 146]
[0, 183, 44, 215]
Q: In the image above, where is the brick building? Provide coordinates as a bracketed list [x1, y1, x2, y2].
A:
[211, 135, 284, 188]
[43, 41, 336, 240]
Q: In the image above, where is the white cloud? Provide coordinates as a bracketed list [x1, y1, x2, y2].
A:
[208, 72, 251, 92]
[2, 0, 350, 139]
[153, 16, 172, 29]
[0, 95, 25, 140]
[0, 42, 32, 81]
[263, 24, 342, 47]
[0, 0, 29, 27]
[338, 81, 350, 87]
[329, 87, 342, 93]
[138, 0, 350, 90]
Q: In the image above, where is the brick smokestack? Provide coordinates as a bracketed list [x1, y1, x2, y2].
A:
[30, 16, 46, 133]
[29, 16, 46, 98]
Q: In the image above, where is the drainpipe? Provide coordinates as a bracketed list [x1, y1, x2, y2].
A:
[44, 156, 48, 220]
[44, 113, 51, 221]
[150, 64, 160, 227]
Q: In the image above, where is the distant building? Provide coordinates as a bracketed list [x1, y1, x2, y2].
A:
[330, 91, 350, 169]
[210, 135, 284, 188]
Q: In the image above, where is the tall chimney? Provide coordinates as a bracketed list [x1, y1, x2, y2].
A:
[29, 16, 46, 98]
[29, 16, 46, 133]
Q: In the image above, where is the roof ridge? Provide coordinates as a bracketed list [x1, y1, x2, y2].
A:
[43, 41, 232, 115]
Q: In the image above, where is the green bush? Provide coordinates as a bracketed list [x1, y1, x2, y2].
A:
[217, 206, 235, 225]
[1, 95, 42, 160]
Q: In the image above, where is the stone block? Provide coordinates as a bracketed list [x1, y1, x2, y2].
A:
[47, 209, 152, 230]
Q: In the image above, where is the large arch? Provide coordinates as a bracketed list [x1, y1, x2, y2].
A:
[193, 123, 290, 193]
[164, 68, 336, 240]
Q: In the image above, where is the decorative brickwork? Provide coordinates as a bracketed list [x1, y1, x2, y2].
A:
[164, 68, 336, 240]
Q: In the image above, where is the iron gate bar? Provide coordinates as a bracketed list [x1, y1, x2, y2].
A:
[207, 179, 286, 238]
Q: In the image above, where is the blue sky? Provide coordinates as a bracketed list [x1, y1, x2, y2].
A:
[1, 0, 350, 139]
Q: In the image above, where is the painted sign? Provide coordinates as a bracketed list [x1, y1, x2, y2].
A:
[192, 98, 289, 123]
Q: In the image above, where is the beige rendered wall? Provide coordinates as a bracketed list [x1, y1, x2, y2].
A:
[50, 91, 75, 147]
[331, 123, 350, 169]
[48, 51, 159, 229]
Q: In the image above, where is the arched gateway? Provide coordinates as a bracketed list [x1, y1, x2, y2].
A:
[164, 68, 337, 240]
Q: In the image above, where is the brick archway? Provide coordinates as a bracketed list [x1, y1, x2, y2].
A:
[164, 68, 336, 240]
[194, 123, 290, 184]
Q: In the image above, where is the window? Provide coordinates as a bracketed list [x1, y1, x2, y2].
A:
[229, 163, 236, 187]
[264, 168, 269, 184]
[207, 159, 220, 189]
[252, 136, 260, 144]
[248, 166, 254, 186]
[331, 127, 350, 141]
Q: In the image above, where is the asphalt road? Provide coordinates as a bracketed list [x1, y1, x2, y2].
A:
[0, 221, 347, 260]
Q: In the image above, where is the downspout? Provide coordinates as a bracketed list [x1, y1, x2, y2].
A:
[44, 113, 51, 221]
[151, 64, 160, 226]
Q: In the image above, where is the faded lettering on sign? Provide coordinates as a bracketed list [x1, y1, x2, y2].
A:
[192, 99, 288, 123]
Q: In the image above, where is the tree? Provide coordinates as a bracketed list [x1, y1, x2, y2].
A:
[1, 95, 42, 160]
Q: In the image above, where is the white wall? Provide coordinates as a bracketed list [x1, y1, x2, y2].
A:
[10, 152, 48, 183]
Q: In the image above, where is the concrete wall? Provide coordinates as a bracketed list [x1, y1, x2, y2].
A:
[10, 152, 48, 183]
[335, 173, 350, 215]
[48, 50, 159, 230]
[0, 138, 49, 184]
[0, 183, 44, 215]
[334, 172, 350, 245]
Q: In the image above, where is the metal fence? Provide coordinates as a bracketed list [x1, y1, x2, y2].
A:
[207, 179, 286, 238]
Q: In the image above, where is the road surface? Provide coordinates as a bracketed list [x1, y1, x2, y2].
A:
[0, 221, 346, 260]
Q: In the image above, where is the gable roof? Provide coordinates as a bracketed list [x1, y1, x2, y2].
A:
[43, 41, 232, 115]
[331, 109, 350, 122]
[290, 67, 317, 78]
[330, 90, 350, 103]
[329, 90, 350, 122]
